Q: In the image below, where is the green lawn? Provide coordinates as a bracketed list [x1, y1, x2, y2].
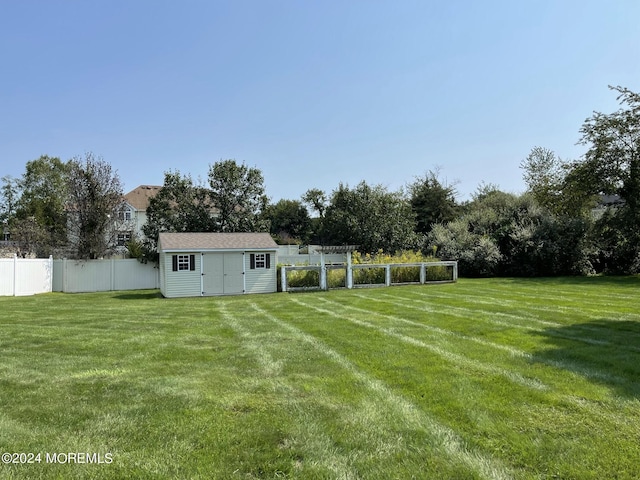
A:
[1, 277, 640, 479]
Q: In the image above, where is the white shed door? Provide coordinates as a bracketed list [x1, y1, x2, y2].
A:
[222, 253, 244, 294]
[202, 253, 244, 295]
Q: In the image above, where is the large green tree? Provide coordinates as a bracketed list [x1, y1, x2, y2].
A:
[143, 171, 214, 257]
[208, 160, 268, 232]
[570, 86, 640, 272]
[0, 175, 20, 227]
[14, 155, 70, 255]
[322, 181, 419, 253]
[264, 199, 311, 244]
[409, 170, 459, 234]
[520, 147, 566, 215]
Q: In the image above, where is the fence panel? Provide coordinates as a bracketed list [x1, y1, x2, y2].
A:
[53, 259, 159, 293]
[0, 258, 15, 296]
[0, 256, 53, 296]
[278, 253, 345, 265]
[113, 260, 159, 291]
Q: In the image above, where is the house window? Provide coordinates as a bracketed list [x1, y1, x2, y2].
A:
[172, 254, 196, 271]
[250, 253, 271, 269]
[118, 208, 132, 221]
[117, 232, 132, 246]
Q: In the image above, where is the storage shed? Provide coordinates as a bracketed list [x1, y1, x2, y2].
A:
[158, 232, 278, 298]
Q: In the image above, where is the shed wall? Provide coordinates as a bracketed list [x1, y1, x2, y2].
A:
[162, 252, 202, 298]
[244, 251, 277, 294]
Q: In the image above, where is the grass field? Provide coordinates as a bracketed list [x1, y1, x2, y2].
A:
[1, 277, 640, 479]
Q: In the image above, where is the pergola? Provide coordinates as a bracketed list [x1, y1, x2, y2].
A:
[316, 245, 359, 290]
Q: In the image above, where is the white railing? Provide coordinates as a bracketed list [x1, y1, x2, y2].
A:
[280, 261, 457, 292]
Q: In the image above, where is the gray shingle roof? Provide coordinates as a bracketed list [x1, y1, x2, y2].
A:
[158, 232, 278, 251]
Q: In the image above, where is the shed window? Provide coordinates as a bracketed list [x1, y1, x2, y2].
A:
[250, 253, 271, 269]
[172, 254, 196, 271]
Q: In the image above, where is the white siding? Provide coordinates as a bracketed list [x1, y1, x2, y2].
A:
[244, 251, 277, 294]
[159, 252, 167, 297]
[162, 252, 202, 298]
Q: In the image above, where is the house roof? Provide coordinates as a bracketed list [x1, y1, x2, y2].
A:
[123, 185, 162, 210]
[158, 232, 278, 252]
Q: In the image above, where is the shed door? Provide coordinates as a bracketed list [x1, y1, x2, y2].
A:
[202, 253, 244, 295]
[222, 253, 244, 294]
[202, 254, 224, 295]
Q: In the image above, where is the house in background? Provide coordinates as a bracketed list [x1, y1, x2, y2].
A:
[114, 185, 162, 249]
[158, 232, 278, 298]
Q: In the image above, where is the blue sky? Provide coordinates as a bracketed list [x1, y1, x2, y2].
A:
[2, 1, 639, 202]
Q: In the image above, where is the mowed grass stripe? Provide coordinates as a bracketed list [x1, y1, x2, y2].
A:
[313, 294, 629, 389]
[380, 289, 640, 354]
[216, 302, 362, 479]
[292, 296, 548, 392]
[248, 302, 516, 480]
[452, 278, 640, 314]
[421, 288, 640, 326]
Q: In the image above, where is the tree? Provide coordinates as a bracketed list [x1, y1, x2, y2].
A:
[264, 199, 311, 244]
[322, 181, 419, 253]
[428, 189, 594, 277]
[143, 171, 215, 258]
[520, 147, 565, 214]
[429, 220, 502, 277]
[208, 160, 268, 232]
[14, 156, 70, 254]
[0, 175, 20, 226]
[409, 170, 459, 234]
[10, 217, 48, 257]
[66, 153, 124, 259]
[301, 188, 328, 218]
[301, 188, 330, 244]
[571, 85, 640, 272]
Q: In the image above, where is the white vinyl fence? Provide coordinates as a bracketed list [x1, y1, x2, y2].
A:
[0, 256, 54, 296]
[52, 259, 160, 293]
[278, 253, 346, 266]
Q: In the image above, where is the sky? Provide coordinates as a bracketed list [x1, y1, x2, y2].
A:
[1, 0, 639, 203]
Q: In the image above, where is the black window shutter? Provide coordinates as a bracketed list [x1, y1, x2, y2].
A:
[266, 254, 271, 269]
[250, 253, 255, 269]
[172, 255, 178, 271]
[189, 254, 196, 271]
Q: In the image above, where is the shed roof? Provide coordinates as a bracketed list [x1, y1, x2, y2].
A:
[159, 232, 278, 252]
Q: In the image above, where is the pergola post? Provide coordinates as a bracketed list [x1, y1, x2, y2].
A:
[320, 251, 327, 290]
[281, 265, 287, 292]
[346, 251, 353, 289]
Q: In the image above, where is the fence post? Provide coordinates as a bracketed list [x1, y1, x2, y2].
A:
[63, 258, 67, 292]
[420, 263, 426, 284]
[385, 265, 391, 286]
[319, 252, 327, 290]
[281, 265, 287, 292]
[48, 256, 53, 293]
[13, 254, 17, 296]
[111, 258, 116, 291]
